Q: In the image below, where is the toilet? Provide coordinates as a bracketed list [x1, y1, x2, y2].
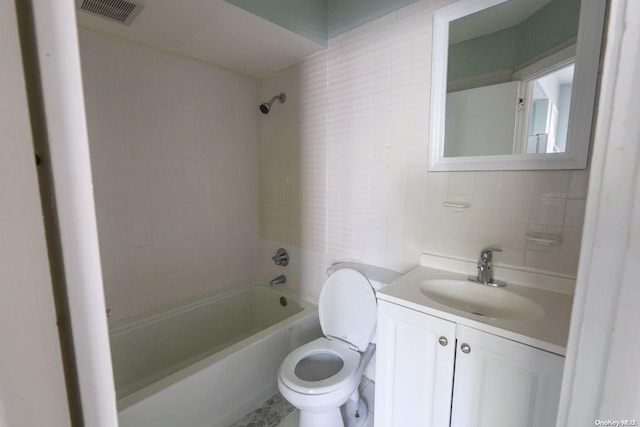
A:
[277, 263, 401, 427]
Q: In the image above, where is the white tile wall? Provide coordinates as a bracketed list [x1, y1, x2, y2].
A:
[258, 5, 438, 300]
[258, 51, 328, 255]
[79, 30, 261, 321]
[260, 239, 331, 303]
[326, 6, 431, 272]
[423, 170, 588, 275]
[258, 0, 588, 306]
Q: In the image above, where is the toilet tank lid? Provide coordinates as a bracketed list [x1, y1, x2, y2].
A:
[326, 262, 402, 290]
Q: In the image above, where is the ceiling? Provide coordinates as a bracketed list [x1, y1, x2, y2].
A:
[76, 0, 561, 77]
[450, 0, 555, 45]
[75, 0, 325, 78]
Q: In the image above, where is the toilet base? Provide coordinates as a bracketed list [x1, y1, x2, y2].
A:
[341, 398, 368, 427]
[299, 408, 344, 427]
[297, 398, 368, 427]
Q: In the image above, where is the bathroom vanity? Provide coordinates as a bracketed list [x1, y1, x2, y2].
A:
[373, 266, 572, 427]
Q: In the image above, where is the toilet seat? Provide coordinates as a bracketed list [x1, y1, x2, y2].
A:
[277, 264, 400, 426]
[279, 337, 361, 395]
[319, 268, 377, 352]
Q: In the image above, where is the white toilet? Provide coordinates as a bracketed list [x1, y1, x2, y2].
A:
[277, 263, 400, 427]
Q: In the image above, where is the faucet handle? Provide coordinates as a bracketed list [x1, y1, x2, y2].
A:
[480, 247, 502, 262]
[272, 248, 289, 266]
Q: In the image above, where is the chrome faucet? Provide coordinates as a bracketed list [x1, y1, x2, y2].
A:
[272, 248, 289, 266]
[468, 248, 506, 287]
[269, 275, 287, 286]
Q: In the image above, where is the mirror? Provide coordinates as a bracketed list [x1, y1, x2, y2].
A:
[428, 0, 606, 171]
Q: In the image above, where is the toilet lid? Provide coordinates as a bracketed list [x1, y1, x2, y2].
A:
[319, 268, 377, 351]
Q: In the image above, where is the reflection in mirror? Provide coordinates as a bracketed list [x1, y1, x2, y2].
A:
[444, 0, 579, 158]
[428, 0, 605, 171]
[524, 63, 574, 154]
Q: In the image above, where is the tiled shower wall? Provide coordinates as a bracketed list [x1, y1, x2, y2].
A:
[79, 29, 260, 320]
[258, 0, 588, 301]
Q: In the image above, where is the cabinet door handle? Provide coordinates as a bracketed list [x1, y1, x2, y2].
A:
[460, 343, 471, 354]
[438, 336, 448, 346]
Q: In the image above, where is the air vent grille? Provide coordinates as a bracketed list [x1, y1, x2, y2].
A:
[79, 0, 143, 25]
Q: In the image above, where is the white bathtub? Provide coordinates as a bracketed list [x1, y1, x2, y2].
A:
[110, 284, 321, 427]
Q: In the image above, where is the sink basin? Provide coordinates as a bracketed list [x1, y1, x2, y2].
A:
[418, 279, 545, 320]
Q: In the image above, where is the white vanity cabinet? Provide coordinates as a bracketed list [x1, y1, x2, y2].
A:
[374, 300, 565, 427]
[450, 324, 564, 427]
[374, 301, 456, 427]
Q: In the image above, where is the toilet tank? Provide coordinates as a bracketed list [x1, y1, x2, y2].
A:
[326, 262, 403, 344]
[326, 262, 402, 290]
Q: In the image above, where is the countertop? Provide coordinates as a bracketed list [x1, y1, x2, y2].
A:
[377, 266, 573, 355]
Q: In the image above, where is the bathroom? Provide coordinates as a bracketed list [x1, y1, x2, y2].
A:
[2, 0, 639, 426]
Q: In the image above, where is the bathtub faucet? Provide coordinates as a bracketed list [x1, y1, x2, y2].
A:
[272, 248, 289, 266]
[270, 275, 287, 286]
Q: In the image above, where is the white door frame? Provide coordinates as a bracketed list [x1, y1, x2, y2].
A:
[557, 0, 640, 423]
[24, 0, 118, 425]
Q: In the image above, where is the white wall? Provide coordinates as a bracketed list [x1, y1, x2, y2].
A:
[444, 81, 520, 157]
[0, 0, 71, 424]
[79, 29, 261, 321]
[556, 84, 572, 152]
[258, 0, 588, 304]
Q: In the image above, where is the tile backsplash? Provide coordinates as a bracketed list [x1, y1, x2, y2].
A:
[423, 170, 587, 276]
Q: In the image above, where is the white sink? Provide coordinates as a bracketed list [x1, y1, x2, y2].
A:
[418, 279, 545, 320]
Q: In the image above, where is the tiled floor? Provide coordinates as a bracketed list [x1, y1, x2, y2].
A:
[230, 378, 376, 426]
[229, 393, 295, 427]
[275, 411, 298, 427]
[276, 409, 374, 427]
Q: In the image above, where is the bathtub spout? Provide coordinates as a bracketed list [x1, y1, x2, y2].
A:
[270, 275, 287, 286]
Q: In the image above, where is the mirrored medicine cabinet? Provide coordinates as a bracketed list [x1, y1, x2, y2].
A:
[428, 0, 606, 171]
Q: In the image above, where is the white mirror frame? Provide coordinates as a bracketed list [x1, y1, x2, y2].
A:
[428, 0, 606, 171]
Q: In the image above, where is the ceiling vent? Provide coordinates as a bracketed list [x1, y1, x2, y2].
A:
[77, 0, 144, 25]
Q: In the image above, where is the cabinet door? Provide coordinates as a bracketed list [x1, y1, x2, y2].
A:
[375, 301, 456, 427]
[451, 325, 564, 427]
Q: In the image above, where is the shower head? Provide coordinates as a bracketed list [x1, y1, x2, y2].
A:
[259, 93, 286, 114]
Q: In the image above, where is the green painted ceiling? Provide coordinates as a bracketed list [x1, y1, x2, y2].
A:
[224, 0, 422, 46]
[448, 0, 580, 81]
